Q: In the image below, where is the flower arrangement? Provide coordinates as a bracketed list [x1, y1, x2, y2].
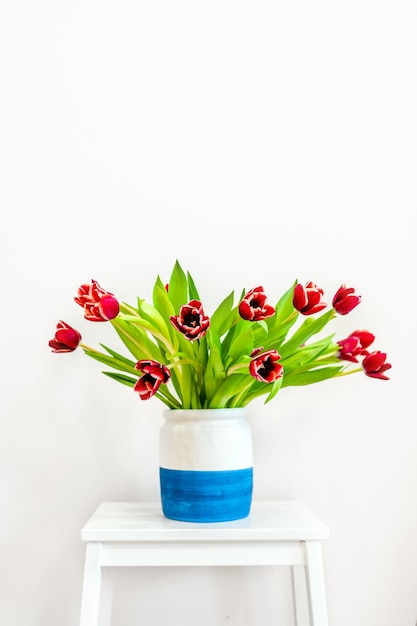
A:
[49, 261, 391, 409]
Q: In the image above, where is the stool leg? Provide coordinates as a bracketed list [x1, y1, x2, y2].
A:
[98, 569, 113, 626]
[79, 542, 103, 626]
[304, 541, 328, 626]
[291, 566, 310, 626]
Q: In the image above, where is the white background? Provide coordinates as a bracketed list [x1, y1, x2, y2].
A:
[1, 1, 416, 624]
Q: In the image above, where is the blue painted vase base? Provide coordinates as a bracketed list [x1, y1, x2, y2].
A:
[160, 467, 253, 523]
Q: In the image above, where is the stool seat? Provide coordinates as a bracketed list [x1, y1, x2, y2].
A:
[79, 501, 329, 625]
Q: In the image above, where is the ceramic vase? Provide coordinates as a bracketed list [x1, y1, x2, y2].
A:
[159, 408, 253, 523]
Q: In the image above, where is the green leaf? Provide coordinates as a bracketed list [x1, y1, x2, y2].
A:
[272, 281, 298, 326]
[153, 389, 182, 409]
[235, 377, 281, 407]
[118, 313, 177, 355]
[103, 370, 182, 408]
[227, 324, 254, 363]
[153, 277, 175, 316]
[261, 281, 300, 349]
[102, 371, 137, 387]
[138, 300, 171, 336]
[111, 317, 165, 362]
[208, 374, 252, 409]
[210, 291, 239, 337]
[279, 310, 336, 359]
[265, 376, 284, 403]
[168, 260, 188, 313]
[187, 271, 201, 300]
[252, 320, 269, 346]
[281, 365, 344, 387]
[82, 347, 138, 375]
[256, 320, 269, 334]
[152, 282, 179, 346]
[280, 336, 336, 373]
[226, 357, 252, 375]
[203, 328, 227, 403]
[100, 344, 137, 367]
[220, 324, 236, 362]
[165, 366, 183, 405]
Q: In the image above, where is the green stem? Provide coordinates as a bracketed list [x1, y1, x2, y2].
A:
[335, 367, 362, 377]
[119, 302, 140, 315]
[80, 342, 103, 354]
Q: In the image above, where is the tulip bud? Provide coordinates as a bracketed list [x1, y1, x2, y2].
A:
[49, 321, 81, 353]
[362, 351, 391, 380]
[332, 285, 361, 315]
[74, 279, 119, 322]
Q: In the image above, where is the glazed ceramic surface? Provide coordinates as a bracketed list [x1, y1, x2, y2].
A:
[159, 408, 253, 522]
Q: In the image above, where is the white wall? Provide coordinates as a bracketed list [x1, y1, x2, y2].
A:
[1, 1, 416, 624]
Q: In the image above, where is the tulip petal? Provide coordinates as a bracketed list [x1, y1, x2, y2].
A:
[292, 284, 308, 310]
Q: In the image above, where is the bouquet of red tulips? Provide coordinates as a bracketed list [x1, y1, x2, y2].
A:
[49, 261, 391, 409]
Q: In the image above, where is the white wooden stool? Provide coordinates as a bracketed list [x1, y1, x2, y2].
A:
[79, 501, 329, 626]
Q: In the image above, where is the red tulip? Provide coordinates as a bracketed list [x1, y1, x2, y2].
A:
[249, 350, 284, 383]
[170, 300, 210, 340]
[332, 285, 361, 315]
[239, 286, 275, 321]
[134, 360, 171, 400]
[49, 320, 81, 353]
[74, 279, 119, 322]
[362, 351, 391, 380]
[293, 281, 327, 316]
[337, 330, 375, 362]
